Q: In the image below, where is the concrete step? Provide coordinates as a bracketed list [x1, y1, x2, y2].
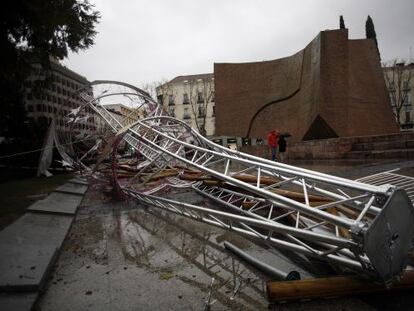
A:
[351, 132, 414, 144]
[345, 148, 414, 159]
[27, 192, 83, 215]
[0, 292, 38, 311]
[0, 212, 73, 291]
[351, 140, 414, 151]
[68, 177, 88, 186]
[54, 183, 88, 195]
[0, 181, 88, 311]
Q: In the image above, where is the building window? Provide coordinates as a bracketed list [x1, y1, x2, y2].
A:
[212, 105, 215, 117]
[168, 94, 174, 105]
[168, 107, 175, 117]
[183, 108, 191, 119]
[211, 92, 215, 102]
[27, 93, 33, 100]
[389, 94, 396, 106]
[198, 107, 205, 117]
[48, 105, 52, 113]
[403, 81, 410, 90]
[47, 94, 51, 102]
[197, 92, 203, 103]
[183, 93, 189, 104]
[27, 105, 34, 112]
[405, 94, 412, 106]
[36, 104, 42, 112]
[405, 111, 411, 123]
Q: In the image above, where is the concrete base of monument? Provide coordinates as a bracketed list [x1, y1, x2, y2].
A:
[240, 132, 414, 160]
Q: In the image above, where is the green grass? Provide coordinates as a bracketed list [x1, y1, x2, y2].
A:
[0, 173, 72, 230]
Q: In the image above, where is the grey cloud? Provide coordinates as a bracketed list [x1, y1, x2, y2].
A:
[64, 0, 414, 86]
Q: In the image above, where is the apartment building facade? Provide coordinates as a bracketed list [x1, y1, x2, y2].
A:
[156, 73, 215, 137]
[24, 59, 96, 134]
[104, 103, 143, 126]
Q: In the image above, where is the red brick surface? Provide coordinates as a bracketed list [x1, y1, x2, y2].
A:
[215, 29, 399, 143]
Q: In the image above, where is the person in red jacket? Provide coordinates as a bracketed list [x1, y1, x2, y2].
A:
[267, 129, 279, 161]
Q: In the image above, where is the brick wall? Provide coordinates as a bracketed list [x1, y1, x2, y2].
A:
[240, 132, 414, 160]
[215, 29, 399, 144]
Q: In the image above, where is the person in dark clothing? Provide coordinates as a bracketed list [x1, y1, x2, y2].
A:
[278, 136, 287, 162]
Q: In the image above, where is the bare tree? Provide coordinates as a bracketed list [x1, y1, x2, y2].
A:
[140, 81, 159, 99]
[149, 79, 178, 116]
[185, 76, 214, 136]
[383, 59, 413, 128]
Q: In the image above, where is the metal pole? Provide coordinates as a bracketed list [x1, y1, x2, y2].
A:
[224, 241, 301, 281]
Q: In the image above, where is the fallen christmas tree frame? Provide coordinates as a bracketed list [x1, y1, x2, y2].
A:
[55, 80, 414, 285]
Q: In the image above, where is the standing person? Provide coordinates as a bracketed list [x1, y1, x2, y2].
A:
[278, 135, 287, 162]
[267, 130, 279, 161]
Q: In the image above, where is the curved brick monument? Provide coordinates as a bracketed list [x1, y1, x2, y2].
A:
[214, 29, 399, 143]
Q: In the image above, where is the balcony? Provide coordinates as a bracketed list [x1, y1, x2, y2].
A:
[197, 92, 204, 103]
[183, 93, 189, 104]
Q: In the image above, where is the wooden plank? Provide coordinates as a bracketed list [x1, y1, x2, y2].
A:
[267, 270, 414, 302]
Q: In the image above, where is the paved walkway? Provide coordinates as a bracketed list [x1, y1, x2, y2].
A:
[0, 177, 88, 311]
[2, 160, 414, 310]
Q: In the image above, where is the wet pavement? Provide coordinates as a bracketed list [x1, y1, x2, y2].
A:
[35, 190, 278, 310]
[34, 159, 414, 310]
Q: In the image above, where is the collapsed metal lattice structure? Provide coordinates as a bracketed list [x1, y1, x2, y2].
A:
[59, 80, 414, 285]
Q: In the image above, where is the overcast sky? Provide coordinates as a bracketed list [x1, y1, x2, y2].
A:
[63, 0, 414, 87]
